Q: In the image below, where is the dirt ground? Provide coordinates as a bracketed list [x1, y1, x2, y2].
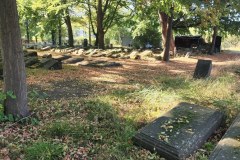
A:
[27, 48, 239, 112]
[28, 50, 240, 95]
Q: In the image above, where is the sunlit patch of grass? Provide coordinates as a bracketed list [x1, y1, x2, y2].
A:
[182, 76, 233, 101]
[99, 74, 240, 123]
[128, 87, 180, 122]
[26, 68, 49, 77]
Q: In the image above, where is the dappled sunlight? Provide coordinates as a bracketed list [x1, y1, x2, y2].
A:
[169, 69, 187, 74]
[90, 73, 128, 83]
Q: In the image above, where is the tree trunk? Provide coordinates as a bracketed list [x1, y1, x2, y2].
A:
[26, 19, 30, 43]
[158, 10, 175, 57]
[89, 17, 92, 46]
[163, 7, 174, 62]
[0, 0, 29, 117]
[64, 12, 74, 47]
[159, 11, 168, 48]
[51, 30, 56, 46]
[97, 0, 105, 49]
[209, 26, 218, 55]
[58, 18, 62, 47]
[94, 33, 98, 47]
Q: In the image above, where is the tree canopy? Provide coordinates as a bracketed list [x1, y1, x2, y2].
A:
[15, 0, 239, 51]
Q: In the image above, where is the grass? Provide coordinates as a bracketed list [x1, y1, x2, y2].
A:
[25, 141, 64, 160]
[1, 58, 240, 159]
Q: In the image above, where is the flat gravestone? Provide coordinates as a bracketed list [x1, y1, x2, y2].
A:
[63, 57, 84, 64]
[133, 102, 223, 160]
[54, 55, 72, 61]
[209, 114, 240, 160]
[79, 60, 122, 68]
[43, 59, 62, 70]
[193, 59, 212, 78]
[25, 57, 39, 67]
[37, 58, 52, 68]
[24, 51, 38, 57]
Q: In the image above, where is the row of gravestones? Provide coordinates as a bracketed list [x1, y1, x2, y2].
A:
[24, 51, 62, 70]
[47, 47, 162, 61]
[24, 51, 122, 69]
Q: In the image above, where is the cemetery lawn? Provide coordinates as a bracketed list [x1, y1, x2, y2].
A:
[1, 51, 240, 159]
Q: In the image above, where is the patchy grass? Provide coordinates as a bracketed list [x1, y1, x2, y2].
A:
[1, 53, 240, 159]
[25, 141, 64, 160]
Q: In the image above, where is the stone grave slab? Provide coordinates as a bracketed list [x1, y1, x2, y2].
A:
[54, 55, 71, 61]
[40, 46, 51, 51]
[79, 60, 122, 68]
[43, 59, 62, 70]
[88, 61, 122, 67]
[63, 57, 84, 64]
[193, 59, 212, 78]
[36, 58, 52, 68]
[42, 54, 52, 58]
[133, 102, 223, 160]
[24, 51, 38, 57]
[25, 57, 39, 67]
[209, 113, 240, 160]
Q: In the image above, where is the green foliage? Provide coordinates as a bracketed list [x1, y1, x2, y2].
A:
[28, 89, 48, 101]
[43, 120, 85, 139]
[0, 91, 16, 122]
[222, 35, 240, 49]
[132, 27, 161, 48]
[25, 141, 64, 160]
[0, 90, 16, 117]
[0, 90, 39, 124]
[0, 114, 14, 122]
[203, 142, 215, 152]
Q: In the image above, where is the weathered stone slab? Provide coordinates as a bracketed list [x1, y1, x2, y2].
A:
[37, 58, 52, 68]
[82, 61, 122, 68]
[133, 102, 223, 160]
[63, 57, 84, 64]
[54, 55, 71, 61]
[40, 46, 51, 51]
[108, 53, 121, 58]
[43, 59, 62, 70]
[24, 51, 38, 57]
[25, 57, 39, 67]
[42, 54, 52, 58]
[209, 114, 240, 160]
[130, 51, 140, 60]
[193, 59, 212, 78]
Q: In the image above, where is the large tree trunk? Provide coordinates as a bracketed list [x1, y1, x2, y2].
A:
[64, 12, 74, 47]
[158, 10, 175, 57]
[209, 26, 218, 55]
[26, 19, 30, 44]
[97, 0, 105, 49]
[58, 18, 62, 47]
[88, 17, 92, 46]
[0, 0, 29, 117]
[163, 7, 174, 62]
[94, 33, 98, 47]
[51, 30, 56, 46]
[159, 11, 168, 48]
